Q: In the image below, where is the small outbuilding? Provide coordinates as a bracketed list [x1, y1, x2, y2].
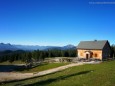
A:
[77, 40, 111, 60]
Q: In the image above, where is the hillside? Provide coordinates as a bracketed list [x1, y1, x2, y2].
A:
[0, 43, 18, 51]
[1, 61, 115, 86]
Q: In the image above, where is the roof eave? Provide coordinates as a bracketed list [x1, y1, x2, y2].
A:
[77, 48, 102, 50]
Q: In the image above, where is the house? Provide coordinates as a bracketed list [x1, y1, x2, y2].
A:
[77, 40, 111, 60]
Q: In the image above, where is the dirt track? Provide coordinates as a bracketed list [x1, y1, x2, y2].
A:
[0, 61, 101, 83]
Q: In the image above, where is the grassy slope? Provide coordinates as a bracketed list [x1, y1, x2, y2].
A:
[0, 61, 25, 65]
[16, 63, 69, 73]
[0, 61, 69, 73]
[1, 61, 115, 86]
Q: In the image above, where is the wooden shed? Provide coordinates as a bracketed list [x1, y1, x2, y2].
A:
[77, 40, 111, 60]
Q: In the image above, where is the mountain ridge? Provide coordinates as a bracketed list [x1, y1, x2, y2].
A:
[0, 43, 76, 51]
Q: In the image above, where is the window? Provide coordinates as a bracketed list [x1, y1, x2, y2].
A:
[95, 53, 98, 57]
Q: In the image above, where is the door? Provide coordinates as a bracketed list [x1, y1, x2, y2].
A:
[86, 54, 89, 59]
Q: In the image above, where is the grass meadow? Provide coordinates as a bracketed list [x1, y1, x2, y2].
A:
[1, 61, 115, 86]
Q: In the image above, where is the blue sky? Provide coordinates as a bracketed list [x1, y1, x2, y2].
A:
[0, 0, 115, 46]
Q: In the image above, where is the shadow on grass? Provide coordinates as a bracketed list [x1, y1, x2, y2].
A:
[0, 63, 48, 72]
[0, 65, 26, 72]
[24, 70, 93, 86]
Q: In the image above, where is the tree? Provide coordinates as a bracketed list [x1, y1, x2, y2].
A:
[25, 52, 32, 68]
[111, 45, 115, 58]
[8, 54, 14, 63]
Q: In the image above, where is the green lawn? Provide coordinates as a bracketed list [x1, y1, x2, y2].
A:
[1, 61, 115, 86]
[0, 61, 69, 73]
[15, 63, 69, 73]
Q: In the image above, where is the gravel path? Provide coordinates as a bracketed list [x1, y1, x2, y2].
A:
[0, 61, 101, 83]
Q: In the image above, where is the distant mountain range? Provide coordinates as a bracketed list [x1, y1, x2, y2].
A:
[0, 43, 76, 51]
[0, 43, 18, 51]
